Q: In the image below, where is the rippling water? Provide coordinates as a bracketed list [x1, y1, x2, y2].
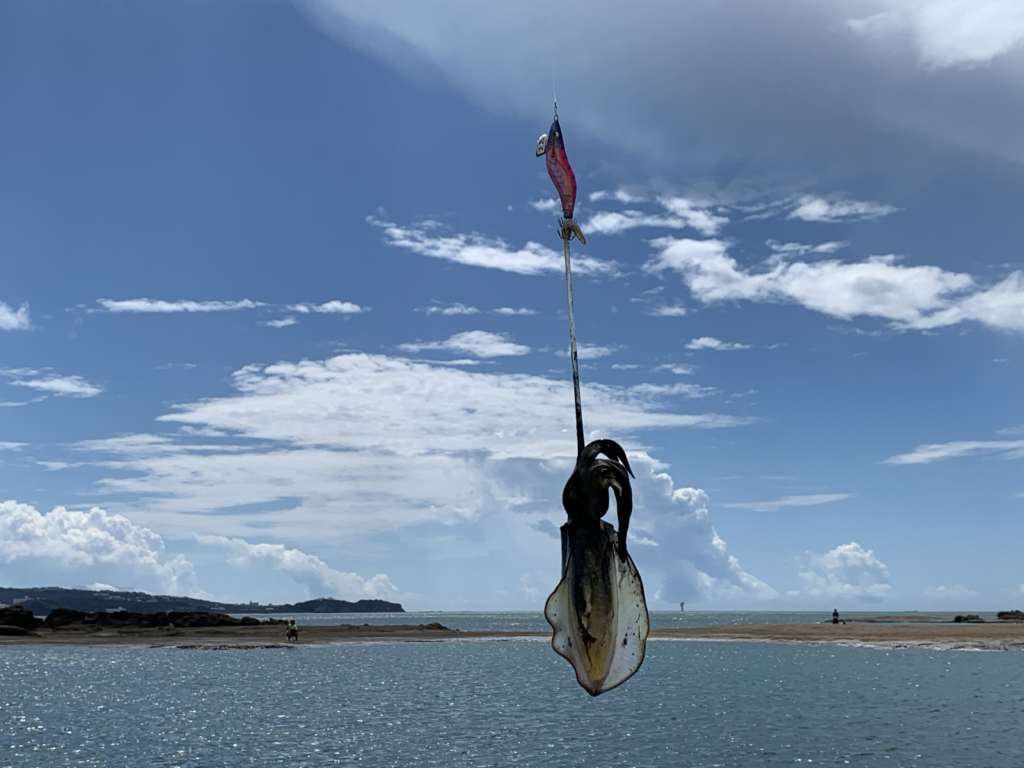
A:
[2, 637, 1021, 767]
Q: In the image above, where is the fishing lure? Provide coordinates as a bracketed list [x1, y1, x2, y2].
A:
[536, 116, 586, 244]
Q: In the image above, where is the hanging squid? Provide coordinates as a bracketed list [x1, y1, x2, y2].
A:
[536, 106, 650, 696]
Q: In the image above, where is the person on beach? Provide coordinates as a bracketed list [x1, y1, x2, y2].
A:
[832, 609, 839, 624]
[286, 620, 298, 642]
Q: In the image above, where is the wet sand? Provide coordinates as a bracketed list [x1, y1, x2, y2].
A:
[3, 621, 1024, 650]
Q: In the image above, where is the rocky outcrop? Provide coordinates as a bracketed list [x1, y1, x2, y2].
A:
[0, 625, 34, 636]
[997, 610, 1024, 621]
[954, 614, 984, 623]
[0, 605, 44, 630]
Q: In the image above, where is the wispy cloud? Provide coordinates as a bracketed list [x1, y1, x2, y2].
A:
[263, 317, 297, 328]
[645, 237, 1024, 333]
[767, 240, 849, 260]
[649, 304, 688, 317]
[723, 493, 850, 512]
[584, 196, 728, 237]
[885, 440, 1024, 465]
[787, 195, 899, 223]
[2, 369, 102, 398]
[0, 302, 30, 330]
[370, 217, 617, 276]
[400, 330, 530, 358]
[656, 364, 696, 375]
[289, 300, 367, 314]
[493, 307, 538, 316]
[98, 298, 260, 313]
[686, 336, 751, 351]
[419, 302, 479, 316]
[555, 343, 619, 360]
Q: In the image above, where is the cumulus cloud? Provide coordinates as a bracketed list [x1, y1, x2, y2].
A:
[885, 439, 1024, 464]
[798, 542, 891, 602]
[529, 198, 559, 212]
[2, 369, 102, 398]
[656, 364, 696, 375]
[400, 330, 530, 358]
[0, 500, 200, 595]
[199, 535, 397, 600]
[98, 299, 259, 313]
[0, 302, 30, 331]
[787, 195, 898, 222]
[723, 494, 850, 512]
[493, 307, 537, 316]
[289, 300, 366, 314]
[370, 217, 617, 276]
[645, 237, 1024, 333]
[848, 0, 1024, 68]
[686, 337, 751, 351]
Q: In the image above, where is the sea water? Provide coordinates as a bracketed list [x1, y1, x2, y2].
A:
[2, 629, 1021, 767]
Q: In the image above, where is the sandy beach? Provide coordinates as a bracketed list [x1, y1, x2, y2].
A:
[3, 620, 1024, 651]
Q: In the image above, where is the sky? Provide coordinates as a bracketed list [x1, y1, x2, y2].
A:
[1, 0, 1022, 612]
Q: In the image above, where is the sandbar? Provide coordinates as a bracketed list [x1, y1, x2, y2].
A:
[2, 621, 1024, 651]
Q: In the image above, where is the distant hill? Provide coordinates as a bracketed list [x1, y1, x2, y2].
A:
[0, 587, 403, 616]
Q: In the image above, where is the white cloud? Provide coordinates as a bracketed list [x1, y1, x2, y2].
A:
[610, 363, 639, 370]
[885, 439, 1024, 464]
[798, 542, 891, 602]
[263, 317, 297, 328]
[289, 301, 366, 314]
[686, 336, 751, 351]
[0, 302, 30, 331]
[86, 582, 118, 592]
[3, 369, 102, 398]
[98, 299, 259, 313]
[0, 442, 26, 451]
[723, 493, 850, 512]
[493, 307, 537, 316]
[767, 240, 849, 259]
[198, 535, 397, 600]
[420, 302, 479, 316]
[529, 198, 559, 212]
[583, 196, 727, 237]
[650, 304, 688, 317]
[400, 330, 530, 358]
[787, 195, 899, 223]
[645, 237, 1024, 333]
[0, 500, 200, 596]
[556, 343, 618, 360]
[70, 353, 746, 549]
[371, 217, 617, 276]
[848, 0, 1024, 68]
[656, 364, 696, 375]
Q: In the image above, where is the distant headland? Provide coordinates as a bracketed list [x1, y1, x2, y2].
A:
[0, 586, 403, 616]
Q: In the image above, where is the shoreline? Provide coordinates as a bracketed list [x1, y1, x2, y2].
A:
[2, 622, 1024, 651]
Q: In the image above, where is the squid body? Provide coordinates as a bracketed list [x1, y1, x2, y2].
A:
[545, 440, 650, 696]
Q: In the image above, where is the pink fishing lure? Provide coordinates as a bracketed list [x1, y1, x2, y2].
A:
[543, 118, 577, 220]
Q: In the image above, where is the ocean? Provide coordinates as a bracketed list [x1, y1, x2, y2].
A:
[2, 612, 1021, 767]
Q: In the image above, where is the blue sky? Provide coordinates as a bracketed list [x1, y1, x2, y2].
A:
[1, 0, 1022, 611]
